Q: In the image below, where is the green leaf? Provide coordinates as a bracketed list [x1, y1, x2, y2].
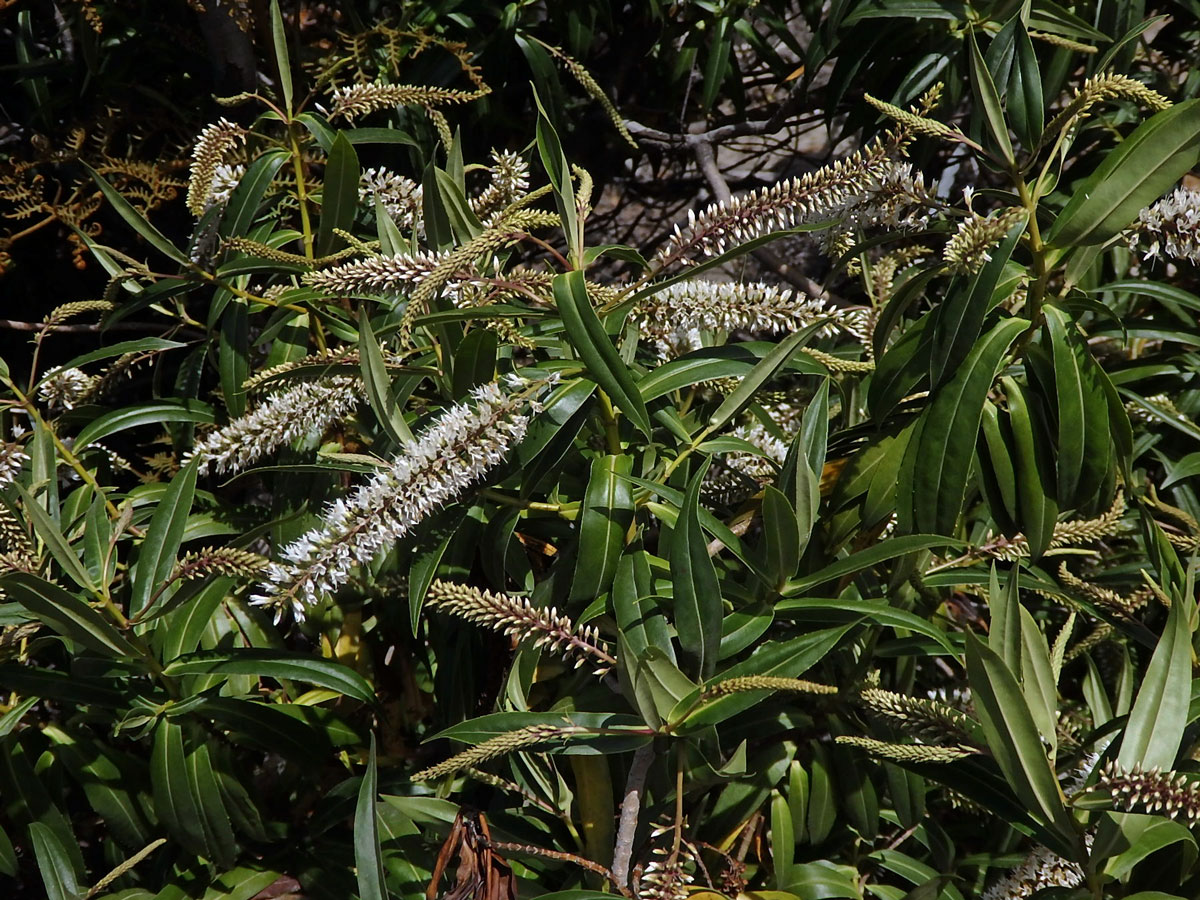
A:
[1002, 376, 1058, 560]
[220, 149, 288, 239]
[80, 162, 189, 265]
[898, 317, 1027, 535]
[129, 459, 198, 617]
[316, 132, 360, 257]
[29, 822, 82, 900]
[60, 337, 186, 372]
[638, 344, 823, 402]
[613, 545, 675, 663]
[12, 483, 96, 592]
[782, 534, 965, 595]
[1118, 592, 1193, 772]
[269, 0, 292, 113]
[1009, 22, 1044, 149]
[929, 220, 1024, 386]
[73, 400, 215, 451]
[533, 86, 580, 264]
[707, 325, 824, 432]
[151, 721, 207, 856]
[762, 486, 802, 588]
[967, 30, 1015, 165]
[770, 790, 795, 888]
[2, 572, 135, 657]
[701, 17, 733, 110]
[570, 454, 634, 604]
[44, 725, 153, 849]
[356, 735, 388, 900]
[434, 167, 484, 243]
[554, 271, 651, 437]
[1043, 306, 1113, 512]
[1048, 100, 1200, 247]
[672, 459, 723, 680]
[358, 309, 414, 446]
[186, 740, 237, 870]
[964, 631, 1079, 856]
[219, 299, 250, 418]
[674, 626, 852, 732]
[774, 598, 957, 656]
[163, 649, 376, 705]
[449, 328, 498, 400]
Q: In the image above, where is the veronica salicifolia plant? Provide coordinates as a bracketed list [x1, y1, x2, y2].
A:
[11, 4, 1200, 900]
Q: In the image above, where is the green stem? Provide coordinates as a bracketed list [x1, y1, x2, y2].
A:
[288, 122, 315, 260]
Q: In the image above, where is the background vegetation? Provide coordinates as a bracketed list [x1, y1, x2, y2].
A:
[4, 1, 1200, 899]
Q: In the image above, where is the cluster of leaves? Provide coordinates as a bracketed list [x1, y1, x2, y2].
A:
[7, 2, 1200, 900]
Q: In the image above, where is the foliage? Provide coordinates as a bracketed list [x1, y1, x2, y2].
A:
[5, 2, 1200, 900]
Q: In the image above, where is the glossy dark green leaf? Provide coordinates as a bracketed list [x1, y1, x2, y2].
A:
[554, 271, 651, 437]
[151, 721, 207, 856]
[12, 484, 96, 592]
[73, 400, 215, 450]
[220, 149, 288, 239]
[434, 167, 484, 244]
[358, 308, 413, 446]
[1118, 592, 1192, 772]
[29, 822, 82, 900]
[60, 337, 186, 372]
[672, 459, 723, 680]
[1049, 100, 1200, 247]
[130, 459, 198, 617]
[783, 534, 965, 595]
[762, 485, 802, 588]
[1008, 22, 1043, 149]
[1043, 306, 1113, 512]
[674, 626, 852, 731]
[219, 299, 250, 418]
[965, 631, 1079, 854]
[186, 740, 236, 869]
[163, 649, 376, 704]
[534, 87, 579, 262]
[701, 17, 733, 110]
[898, 317, 1027, 535]
[450, 328, 498, 400]
[930, 220, 1024, 386]
[978, 402, 1019, 533]
[1002, 376, 1058, 560]
[356, 735, 387, 900]
[967, 31, 1014, 165]
[770, 790, 794, 887]
[316, 132, 360, 257]
[707, 325, 823, 432]
[81, 162, 189, 265]
[46, 725, 153, 849]
[612, 545, 675, 663]
[269, 0, 292, 111]
[2, 572, 134, 657]
[571, 454, 634, 604]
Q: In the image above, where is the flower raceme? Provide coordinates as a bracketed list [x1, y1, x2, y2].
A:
[252, 379, 544, 621]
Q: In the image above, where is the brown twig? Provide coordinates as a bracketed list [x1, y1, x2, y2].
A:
[612, 742, 656, 889]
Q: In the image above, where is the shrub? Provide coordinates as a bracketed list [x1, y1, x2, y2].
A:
[4, 3, 1200, 900]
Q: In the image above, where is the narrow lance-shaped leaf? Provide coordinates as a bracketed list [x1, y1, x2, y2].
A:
[130, 459, 199, 617]
[897, 317, 1027, 536]
[965, 631, 1081, 858]
[554, 271, 651, 437]
[1117, 591, 1193, 772]
[672, 459, 723, 680]
[1048, 100, 1200, 247]
[316, 132, 360, 257]
[570, 454, 634, 604]
[356, 735, 388, 900]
